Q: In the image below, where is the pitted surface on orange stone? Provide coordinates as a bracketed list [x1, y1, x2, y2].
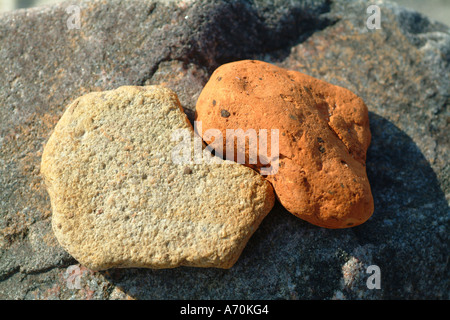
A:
[195, 60, 374, 229]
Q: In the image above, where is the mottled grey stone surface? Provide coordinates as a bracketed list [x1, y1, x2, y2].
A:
[0, 0, 448, 299]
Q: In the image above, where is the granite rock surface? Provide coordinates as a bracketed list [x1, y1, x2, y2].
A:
[0, 0, 448, 299]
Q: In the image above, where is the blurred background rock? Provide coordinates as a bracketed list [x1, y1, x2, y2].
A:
[395, 0, 450, 26]
[0, 0, 59, 13]
[1, 0, 449, 26]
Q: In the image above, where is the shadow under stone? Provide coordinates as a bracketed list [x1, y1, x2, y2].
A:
[354, 112, 449, 299]
[102, 112, 448, 300]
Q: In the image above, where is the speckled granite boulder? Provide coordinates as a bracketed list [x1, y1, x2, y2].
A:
[0, 0, 448, 299]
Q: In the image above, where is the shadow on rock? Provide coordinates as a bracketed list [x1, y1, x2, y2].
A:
[102, 112, 448, 299]
[354, 112, 448, 299]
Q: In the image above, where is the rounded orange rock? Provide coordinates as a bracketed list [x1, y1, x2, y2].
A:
[195, 60, 374, 229]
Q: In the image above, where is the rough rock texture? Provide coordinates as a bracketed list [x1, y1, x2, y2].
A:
[0, 0, 448, 299]
[196, 60, 374, 228]
[40, 85, 274, 270]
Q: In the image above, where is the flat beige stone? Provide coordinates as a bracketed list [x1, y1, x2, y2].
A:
[41, 85, 275, 270]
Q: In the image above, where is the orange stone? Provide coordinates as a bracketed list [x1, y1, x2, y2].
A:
[195, 60, 374, 229]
